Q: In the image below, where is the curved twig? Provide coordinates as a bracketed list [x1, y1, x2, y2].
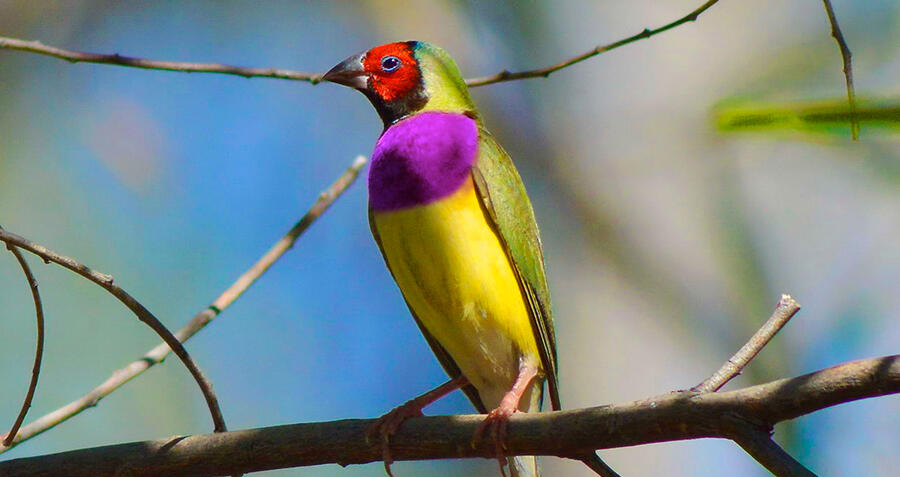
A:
[0, 355, 895, 477]
[465, 0, 721, 86]
[694, 294, 801, 392]
[2, 1, 720, 89]
[0, 156, 367, 453]
[0, 230, 227, 435]
[821, 0, 859, 140]
[1, 236, 45, 447]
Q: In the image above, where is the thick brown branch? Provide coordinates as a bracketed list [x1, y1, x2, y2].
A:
[3, 2, 718, 89]
[1, 355, 895, 477]
[465, 0, 720, 86]
[1, 238, 45, 447]
[694, 294, 801, 392]
[0, 156, 366, 454]
[0, 36, 322, 83]
[821, 0, 860, 140]
[0, 230, 227, 436]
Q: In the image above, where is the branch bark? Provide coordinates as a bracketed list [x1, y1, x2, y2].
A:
[0, 156, 367, 454]
[1, 355, 895, 477]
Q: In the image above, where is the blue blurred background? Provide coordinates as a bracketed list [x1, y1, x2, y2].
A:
[1, 1, 898, 475]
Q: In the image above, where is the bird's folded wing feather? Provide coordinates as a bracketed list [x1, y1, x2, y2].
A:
[471, 127, 560, 411]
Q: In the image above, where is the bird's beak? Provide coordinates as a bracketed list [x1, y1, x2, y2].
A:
[322, 52, 368, 90]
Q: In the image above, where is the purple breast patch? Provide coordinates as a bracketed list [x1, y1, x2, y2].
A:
[368, 112, 478, 211]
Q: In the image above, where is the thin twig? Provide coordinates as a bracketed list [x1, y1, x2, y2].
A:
[575, 452, 622, 477]
[1, 354, 896, 477]
[1, 236, 45, 447]
[694, 294, 801, 392]
[3, 2, 719, 89]
[821, 0, 860, 140]
[0, 36, 322, 83]
[465, 0, 721, 86]
[0, 156, 367, 453]
[731, 428, 816, 477]
[0, 230, 227, 435]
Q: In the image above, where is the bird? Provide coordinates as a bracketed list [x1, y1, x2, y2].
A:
[322, 41, 614, 477]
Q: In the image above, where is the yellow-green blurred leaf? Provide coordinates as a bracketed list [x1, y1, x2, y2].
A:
[714, 98, 900, 138]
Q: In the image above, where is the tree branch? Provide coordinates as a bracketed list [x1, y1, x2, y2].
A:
[1, 1, 720, 88]
[0, 230, 228, 436]
[821, 0, 860, 140]
[464, 0, 721, 86]
[0, 156, 367, 454]
[1, 355, 895, 477]
[694, 294, 801, 392]
[731, 428, 815, 477]
[1, 236, 45, 447]
[0, 36, 323, 83]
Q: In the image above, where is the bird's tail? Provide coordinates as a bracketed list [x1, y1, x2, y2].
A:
[508, 455, 539, 477]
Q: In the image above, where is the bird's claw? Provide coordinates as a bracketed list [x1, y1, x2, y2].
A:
[367, 401, 426, 477]
[473, 406, 517, 477]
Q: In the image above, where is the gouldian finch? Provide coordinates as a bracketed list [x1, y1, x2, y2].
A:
[323, 41, 612, 477]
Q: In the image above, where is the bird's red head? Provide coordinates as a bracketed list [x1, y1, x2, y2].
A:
[323, 41, 427, 125]
[361, 42, 421, 102]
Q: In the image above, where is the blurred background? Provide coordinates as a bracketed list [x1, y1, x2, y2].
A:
[1, 0, 898, 475]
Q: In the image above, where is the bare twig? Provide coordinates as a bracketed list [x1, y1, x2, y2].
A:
[0, 156, 367, 454]
[575, 452, 622, 477]
[1, 236, 45, 447]
[821, 0, 860, 140]
[0, 36, 322, 83]
[731, 429, 816, 477]
[2, 2, 719, 89]
[1, 355, 896, 477]
[0, 230, 227, 436]
[694, 294, 801, 392]
[465, 0, 721, 86]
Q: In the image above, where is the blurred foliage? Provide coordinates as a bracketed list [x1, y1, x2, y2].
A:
[716, 98, 900, 138]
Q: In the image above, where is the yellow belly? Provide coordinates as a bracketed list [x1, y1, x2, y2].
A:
[372, 178, 540, 408]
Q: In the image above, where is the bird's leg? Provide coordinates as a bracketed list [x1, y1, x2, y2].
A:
[368, 375, 468, 476]
[474, 362, 539, 476]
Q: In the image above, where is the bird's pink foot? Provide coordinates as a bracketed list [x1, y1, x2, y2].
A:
[472, 363, 539, 477]
[474, 401, 519, 477]
[366, 377, 467, 476]
[367, 401, 426, 476]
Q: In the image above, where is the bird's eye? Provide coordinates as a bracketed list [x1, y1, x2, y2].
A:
[380, 56, 402, 72]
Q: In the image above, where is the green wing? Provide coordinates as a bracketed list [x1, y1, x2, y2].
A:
[368, 209, 488, 414]
[471, 126, 560, 411]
